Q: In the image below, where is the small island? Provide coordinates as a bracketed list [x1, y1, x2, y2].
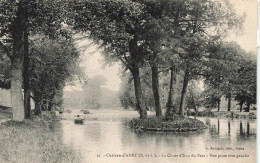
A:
[128, 116, 206, 132]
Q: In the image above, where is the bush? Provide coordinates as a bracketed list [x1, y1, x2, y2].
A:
[197, 110, 214, 117]
[248, 112, 256, 119]
[244, 107, 250, 112]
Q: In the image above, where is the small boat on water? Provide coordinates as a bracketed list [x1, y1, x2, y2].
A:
[80, 110, 90, 114]
[74, 115, 85, 124]
[64, 110, 72, 113]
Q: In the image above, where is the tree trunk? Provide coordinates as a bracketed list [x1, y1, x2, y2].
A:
[150, 60, 161, 116]
[239, 101, 243, 112]
[131, 62, 147, 119]
[11, 56, 24, 121]
[190, 89, 197, 112]
[246, 102, 251, 112]
[33, 90, 42, 115]
[227, 93, 231, 112]
[129, 34, 146, 119]
[34, 101, 40, 115]
[189, 87, 197, 119]
[217, 118, 220, 134]
[246, 122, 250, 135]
[179, 66, 189, 116]
[165, 67, 176, 120]
[23, 19, 31, 119]
[10, 2, 25, 121]
[217, 97, 221, 112]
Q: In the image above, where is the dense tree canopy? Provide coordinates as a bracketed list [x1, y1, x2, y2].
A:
[29, 35, 82, 113]
[0, 0, 255, 121]
[0, 0, 74, 120]
[203, 41, 256, 112]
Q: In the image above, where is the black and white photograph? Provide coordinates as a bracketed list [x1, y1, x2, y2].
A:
[0, 0, 257, 162]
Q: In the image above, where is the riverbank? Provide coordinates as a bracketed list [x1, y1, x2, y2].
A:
[128, 116, 207, 132]
[0, 106, 81, 163]
[187, 110, 257, 119]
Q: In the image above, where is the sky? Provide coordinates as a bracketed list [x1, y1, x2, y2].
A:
[227, 0, 257, 53]
[66, 0, 257, 91]
[79, 46, 122, 91]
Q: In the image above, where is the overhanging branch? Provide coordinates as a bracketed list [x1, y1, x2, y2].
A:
[119, 57, 133, 71]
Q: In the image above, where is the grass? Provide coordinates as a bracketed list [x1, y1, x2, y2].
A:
[0, 107, 81, 163]
[128, 116, 207, 132]
[188, 109, 257, 119]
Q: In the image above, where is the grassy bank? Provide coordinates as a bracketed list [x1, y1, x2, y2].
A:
[128, 116, 207, 132]
[187, 109, 257, 119]
[0, 107, 81, 163]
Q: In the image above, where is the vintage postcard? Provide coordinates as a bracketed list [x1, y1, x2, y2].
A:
[0, 0, 257, 162]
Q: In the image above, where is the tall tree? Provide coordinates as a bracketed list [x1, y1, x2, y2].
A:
[205, 41, 245, 112]
[119, 67, 155, 111]
[234, 52, 256, 112]
[167, 0, 243, 116]
[70, 0, 149, 118]
[30, 35, 82, 114]
[10, 0, 26, 121]
[200, 85, 220, 110]
[178, 33, 206, 116]
[135, 0, 166, 117]
[23, 3, 30, 118]
[0, 0, 71, 121]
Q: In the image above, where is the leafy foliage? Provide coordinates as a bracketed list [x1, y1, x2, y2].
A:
[119, 69, 154, 110]
[128, 116, 206, 131]
[186, 81, 202, 110]
[30, 35, 82, 111]
[200, 85, 220, 109]
[0, 50, 10, 89]
[234, 52, 256, 108]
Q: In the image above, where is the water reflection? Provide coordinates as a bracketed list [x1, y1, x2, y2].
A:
[54, 109, 256, 163]
[240, 121, 243, 134]
[205, 118, 211, 126]
[247, 122, 250, 135]
[228, 119, 230, 136]
[218, 118, 220, 134]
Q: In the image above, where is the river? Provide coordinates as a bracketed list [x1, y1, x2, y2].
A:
[50, 108, 256, 163]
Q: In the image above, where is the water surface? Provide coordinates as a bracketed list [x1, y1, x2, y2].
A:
[51, 109, 256, 163]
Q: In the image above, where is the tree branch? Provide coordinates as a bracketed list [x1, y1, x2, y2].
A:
[30, 95, 35, 100]
[123, 53, 132, 65]
[30, 55, 46, 65]
[119, 57, 133, 71]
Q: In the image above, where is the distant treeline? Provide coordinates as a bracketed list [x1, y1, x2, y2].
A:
[64, 75, 121, 109]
